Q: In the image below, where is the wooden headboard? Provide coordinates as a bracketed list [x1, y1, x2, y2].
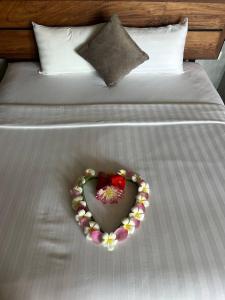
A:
[0, 0, 225, 61]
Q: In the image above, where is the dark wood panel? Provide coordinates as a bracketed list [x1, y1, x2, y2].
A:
[0, 30, 38, 60]
[0, 1, 225, 29]
[0, 29, 223, 60]
[0, 0, 224, 60]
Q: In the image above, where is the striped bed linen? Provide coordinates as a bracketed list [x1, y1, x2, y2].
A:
[1, 102, 225, 300]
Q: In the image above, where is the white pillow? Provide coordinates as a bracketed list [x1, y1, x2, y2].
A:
[33, 19, 188, 75]
[32, 22, 101, 75]
[126, 18, 188, 74]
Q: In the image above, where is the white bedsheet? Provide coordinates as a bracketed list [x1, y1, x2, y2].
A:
[1, 61, 225, 300]
[1, 103, 225, 300]
[0, 62, 223, 105]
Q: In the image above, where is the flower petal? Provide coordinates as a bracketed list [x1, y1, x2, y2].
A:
[117, 169, 126, 176]
[109, 232, 117, 240]
[90, 231, 103, 244]
[122, 218, 129, 225]
[85, 211, 92, 218]
[102, 233, 109, 241]
[136, 204, 146, 212]
[79, 217, 89, 228]
[132, 218, 141, 228]
[85, 169, 96, 176]
[78, 209, 86, 216]
[115, 227, 128, 241]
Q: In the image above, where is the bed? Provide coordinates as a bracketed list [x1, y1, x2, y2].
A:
[0, 62, 223, 105]
[1, 1, 225, 300]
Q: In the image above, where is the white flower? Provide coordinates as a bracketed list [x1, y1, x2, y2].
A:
[117, 169, 126, 176]
[122, 218, 135, 234]
[72, 186, 83, 194]
[85, 169, 96, 176]
[78, 176, 86, 185]
[72, 201, 87, 210]
[129, 207, 145, 221]
[138, 182, 150, 194]
[131, 174, 142, 183]
[75, 209, 92, 222]
[131, 174, 138, 182]
[73, 196, 83, 203]
[84, 221, 100, 240]
[72, 196, 84, 210]
[136, 194, 149, 208]
[102, 233, 118, 251]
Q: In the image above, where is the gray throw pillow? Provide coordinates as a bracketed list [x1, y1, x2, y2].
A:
[77, 15, 149, 87]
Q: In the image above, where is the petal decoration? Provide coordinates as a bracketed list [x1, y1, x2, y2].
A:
[71, 169, 150, 251]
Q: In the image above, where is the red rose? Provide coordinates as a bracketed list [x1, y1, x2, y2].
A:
[110, 175, 126, 190]
[96, 172, 110, 190]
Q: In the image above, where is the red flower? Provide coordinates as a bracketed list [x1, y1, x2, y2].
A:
[110, 175, 126, 190]
[96, 172, 126, 192]
[96, 172, 110, 190]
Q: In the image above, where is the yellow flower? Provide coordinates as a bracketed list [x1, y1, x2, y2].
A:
[129, 207, 145, 221]
[122, 218, 135, 234]
[138, 182, 150, 194]
[102, 233, 118, 251]
[136, 194, 149, 208]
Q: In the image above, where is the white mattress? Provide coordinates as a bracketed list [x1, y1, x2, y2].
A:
[1, 103, 225, 300]
[0, 62, 223, 105]
[1, 60, 225, 299]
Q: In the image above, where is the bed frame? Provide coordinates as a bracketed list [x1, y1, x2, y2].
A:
[0, 0, 225, 61]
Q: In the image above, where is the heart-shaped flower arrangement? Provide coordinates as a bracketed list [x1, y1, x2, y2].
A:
[70, 169, 151, 251]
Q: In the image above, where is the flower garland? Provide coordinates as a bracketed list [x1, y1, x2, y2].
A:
[70, 169, 151, 251]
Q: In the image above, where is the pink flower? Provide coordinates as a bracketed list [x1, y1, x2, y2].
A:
[84, 221, 100, 240]
[70, 186, 83, 197]
[131, 218, 141, 228]
[96, 185, 124, 204]
[126, 170, 135, 178]
[75, 210, 92, 226]
[79, 217, 90, 228]
[115, 227, 128, 241]
[90, 231, 103, 244]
